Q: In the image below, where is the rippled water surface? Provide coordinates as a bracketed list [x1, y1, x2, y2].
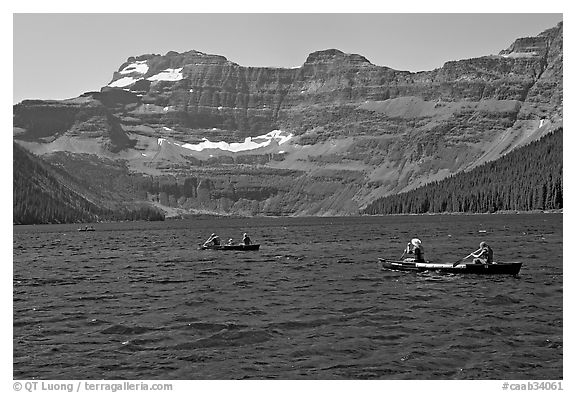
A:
[13, 214, 562, 379]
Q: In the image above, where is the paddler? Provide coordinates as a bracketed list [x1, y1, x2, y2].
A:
[203, 233, 221, 247]
[470, 241, 494, 264]
[404, 238, 425, 262]
[242, 233, 252, 245]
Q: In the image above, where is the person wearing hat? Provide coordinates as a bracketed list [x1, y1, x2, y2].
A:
[242, 233, 252, 246]
[403, 238, 425, 262]
[471, 241, 493, 264]
[203, 233, 221, 247]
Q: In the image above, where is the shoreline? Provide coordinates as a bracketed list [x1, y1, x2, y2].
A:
[12, 209, 563, 226]
[359, 209, 563, 218]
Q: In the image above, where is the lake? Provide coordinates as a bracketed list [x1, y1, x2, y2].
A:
[13, 213, 563, 379]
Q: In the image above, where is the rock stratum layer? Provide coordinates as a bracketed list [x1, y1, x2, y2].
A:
[13, 22, 563, 217]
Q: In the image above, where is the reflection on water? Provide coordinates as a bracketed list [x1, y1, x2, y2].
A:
[13, 214, 562, 379]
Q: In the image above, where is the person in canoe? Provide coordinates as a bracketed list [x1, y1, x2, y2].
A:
[403, 238, 425, 262]
[242, 233, 252, 245]
[226, 238, 234, 246]
[471, 241, 494, 264]
[203, 233, 221, 247]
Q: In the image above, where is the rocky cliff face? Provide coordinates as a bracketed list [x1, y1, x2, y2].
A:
[13, 22, 563, 216]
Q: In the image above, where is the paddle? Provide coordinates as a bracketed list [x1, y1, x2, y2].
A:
[453, 248, 481, 267]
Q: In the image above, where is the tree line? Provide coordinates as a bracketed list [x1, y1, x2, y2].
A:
[363, 129, 562, 215]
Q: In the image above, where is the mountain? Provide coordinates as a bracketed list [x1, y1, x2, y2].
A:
[13, 22, 563, 218]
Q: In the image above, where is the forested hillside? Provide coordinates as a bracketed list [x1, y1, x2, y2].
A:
[13, 143, 164, 224]
[363, 129, 563, 215]
[13, 143, 105, 224]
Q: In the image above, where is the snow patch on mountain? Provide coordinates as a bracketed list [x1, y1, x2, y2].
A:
[120, 61, 149, 75]
[147, 68, 184, 82]
[176, 130, 293, 153]
[500, 51, 539, 58]
[109, 77, 142, 88]
[539, 119, 546, 128]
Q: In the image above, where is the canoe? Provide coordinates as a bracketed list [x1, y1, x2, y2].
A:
[378, 258, 522, 275]
[199, 244, 260, 251]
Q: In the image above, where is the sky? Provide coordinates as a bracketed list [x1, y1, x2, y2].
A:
[12, 13, 563, 104]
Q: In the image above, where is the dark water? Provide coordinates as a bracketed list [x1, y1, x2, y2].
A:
[13, 214, 562, 379]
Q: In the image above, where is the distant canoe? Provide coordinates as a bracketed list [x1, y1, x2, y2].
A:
[378, 258, 522, 275]
[77, 227, 95, 232]
[199, 244, 260, 251]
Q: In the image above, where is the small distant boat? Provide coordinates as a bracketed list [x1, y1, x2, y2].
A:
[77, 226, 95, 232]
[199, 244, 260, 251]
[378, 258, 522, 275]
